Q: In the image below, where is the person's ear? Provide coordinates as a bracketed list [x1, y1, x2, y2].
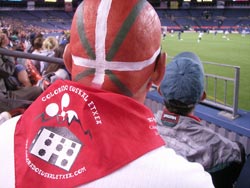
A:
[63, 44, 72, 73]
[151, 52, 166, 86]
[201, 91, 206, 101]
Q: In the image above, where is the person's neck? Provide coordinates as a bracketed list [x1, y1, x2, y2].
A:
[187, 113, 201, 122]
[166, 108, 201, 122]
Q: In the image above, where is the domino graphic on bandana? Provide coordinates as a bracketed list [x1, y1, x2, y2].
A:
[30, 127, 82, 171]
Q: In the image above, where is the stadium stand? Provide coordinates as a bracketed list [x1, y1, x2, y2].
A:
[156, 9, 250, 31]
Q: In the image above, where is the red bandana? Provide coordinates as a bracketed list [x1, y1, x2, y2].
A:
[14, 80, 164, 188]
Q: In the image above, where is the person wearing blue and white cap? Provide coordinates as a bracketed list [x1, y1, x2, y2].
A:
[155, 51, 244, 188]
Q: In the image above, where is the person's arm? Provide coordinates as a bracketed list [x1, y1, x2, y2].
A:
[0, 55, 15, 78]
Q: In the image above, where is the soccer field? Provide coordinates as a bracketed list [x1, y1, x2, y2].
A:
[161, 32, 250, 111]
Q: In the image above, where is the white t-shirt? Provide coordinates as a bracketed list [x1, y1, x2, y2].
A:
[0, 116, 214, 188]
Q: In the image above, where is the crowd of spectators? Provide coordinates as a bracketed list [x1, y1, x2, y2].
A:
[0, 6, 247, 187]
[0, 17, 70, 118]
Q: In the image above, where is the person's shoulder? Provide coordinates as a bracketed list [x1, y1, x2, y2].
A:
[123, 146, 213, 186]
[0, 115, 21, 132]
[145, 147, 214, 188]
[0, 115, 21, 188]
[82, 147, 214, 188]
[31, 50, 40, 55]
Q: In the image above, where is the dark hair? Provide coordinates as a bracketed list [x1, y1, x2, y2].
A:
[164, 99, 195, 116]
[44, 43, 66, 74]
[54, 43, 66, 58]
[33, 37, 44, 49]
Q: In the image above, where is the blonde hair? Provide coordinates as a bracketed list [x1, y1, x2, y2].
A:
[42, 36, 58, 50]
[0, 32, 8, 47]
[0, 32, 7, 47]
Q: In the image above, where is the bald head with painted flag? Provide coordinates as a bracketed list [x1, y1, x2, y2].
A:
[63, 0, 166, 103]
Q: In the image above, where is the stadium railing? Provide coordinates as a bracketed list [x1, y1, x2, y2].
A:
[0, 48, 241, 120]
[202, 61, 240, 120]
[1, 48, 250, 154]
[0, 48, 63, 65]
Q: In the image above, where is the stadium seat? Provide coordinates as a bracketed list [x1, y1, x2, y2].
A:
[234, 154, 250, 188]
[210, 142, 246, 188]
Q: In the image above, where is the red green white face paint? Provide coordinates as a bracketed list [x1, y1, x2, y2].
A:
[70, 0, 162, 88]
[72, 47, 160, 87]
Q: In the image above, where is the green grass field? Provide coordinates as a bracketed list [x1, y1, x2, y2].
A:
[161, 32, 250, 111]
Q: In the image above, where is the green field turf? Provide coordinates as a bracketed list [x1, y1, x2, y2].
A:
[161, 32, 250, 111]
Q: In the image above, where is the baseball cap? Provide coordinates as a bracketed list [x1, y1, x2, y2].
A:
[160, 51, 204, 107]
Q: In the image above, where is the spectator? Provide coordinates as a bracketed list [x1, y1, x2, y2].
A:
[43, 43, 70, 83]
[1, 28, 13, 49]
[11, 36, 32, 87]
[0, 32, 43, 113]
[155, 51, 244, 188]
[30, 36, 44, 72]
[1, 32, 31, 88]
[0, 1, 214, 188]
[27, 31, 44, 53]
[40, 36, 58, 75]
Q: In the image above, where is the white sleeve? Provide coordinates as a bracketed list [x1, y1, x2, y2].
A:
[80, 147, 214, 188]
[161, 147, 214, 188]
[0, 115, 21, 188]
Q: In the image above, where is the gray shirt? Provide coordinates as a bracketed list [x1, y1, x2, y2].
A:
[155, 109, 242, 172]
